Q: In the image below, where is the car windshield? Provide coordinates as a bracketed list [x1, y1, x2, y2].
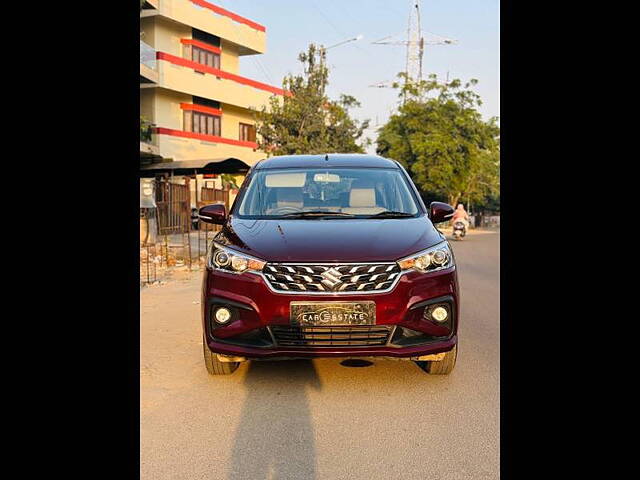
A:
[236, 168, 421, 219]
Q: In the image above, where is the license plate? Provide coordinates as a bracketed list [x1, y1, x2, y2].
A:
[290, 301, 376, 326]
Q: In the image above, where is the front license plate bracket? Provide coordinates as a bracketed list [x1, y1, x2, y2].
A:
[290, 301, 376, 326]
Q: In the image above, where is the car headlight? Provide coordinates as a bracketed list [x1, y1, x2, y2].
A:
[397, 241, 455, 273]
[207, 243, 266, 274]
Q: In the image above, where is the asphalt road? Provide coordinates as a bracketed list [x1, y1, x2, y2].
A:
[140, 229, 500, 480]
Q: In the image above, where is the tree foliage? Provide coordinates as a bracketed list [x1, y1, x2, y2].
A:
[376, 74, 500, 209]
[140, 115, 153, 142]
[255, 44, 370, 156]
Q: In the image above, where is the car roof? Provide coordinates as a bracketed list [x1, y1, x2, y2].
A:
[253, 154, 400, 170]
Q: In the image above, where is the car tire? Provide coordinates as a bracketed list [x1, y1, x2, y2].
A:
[203, 339, 240, 375]
[422, 345, 457, 375]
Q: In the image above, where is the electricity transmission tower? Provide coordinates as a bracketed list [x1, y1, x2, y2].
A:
[406, 0, 424, 83]
[370, 0, 457, 94]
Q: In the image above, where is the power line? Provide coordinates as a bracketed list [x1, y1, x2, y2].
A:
[320, 0, 375, 58]
[310, 0, 348, 39]
[252, 57, 275, 85]
[216, 0, 277, 85]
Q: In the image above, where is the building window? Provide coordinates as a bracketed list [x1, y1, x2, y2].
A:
[192, 46, 220, 69]
[239, 123, 257, 143]
[184, 110, 221, 137]
[186, 28, 221, 73]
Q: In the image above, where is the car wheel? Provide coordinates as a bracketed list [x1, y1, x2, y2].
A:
[203, 339, 240, 375]
[419, 345, 457, 375]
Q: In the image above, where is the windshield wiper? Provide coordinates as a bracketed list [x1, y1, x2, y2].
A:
[368, 211, 415, 218]
[279, 210, 355, 218]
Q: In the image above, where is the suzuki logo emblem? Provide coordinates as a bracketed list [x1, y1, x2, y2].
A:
[320, 268, 344, 291]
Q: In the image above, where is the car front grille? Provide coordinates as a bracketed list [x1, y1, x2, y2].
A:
[270, 325, 393, 347]
[263, 263, 401, 293]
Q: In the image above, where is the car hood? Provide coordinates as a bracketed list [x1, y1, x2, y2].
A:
[215, 215, 444, 262]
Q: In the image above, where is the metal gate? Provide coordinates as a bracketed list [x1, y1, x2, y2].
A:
[194, 186, 229, 263]
[200, 187, 229, 209]
[155, 179, 190, 235]
[198, 187, 229, 233]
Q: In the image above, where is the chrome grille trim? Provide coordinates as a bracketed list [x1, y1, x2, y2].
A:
[261, 262, 403, 295]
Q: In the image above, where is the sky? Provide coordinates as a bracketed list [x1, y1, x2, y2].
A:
[214, 0, 499, 154]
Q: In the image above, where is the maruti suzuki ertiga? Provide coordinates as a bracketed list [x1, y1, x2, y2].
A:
[200, 154, 459, 375]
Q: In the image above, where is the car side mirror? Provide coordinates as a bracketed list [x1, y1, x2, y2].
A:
[429, 201, 455, 224]
[199, 204, 227, 225]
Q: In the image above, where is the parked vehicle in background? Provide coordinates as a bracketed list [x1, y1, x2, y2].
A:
[199, 154, 460, 376]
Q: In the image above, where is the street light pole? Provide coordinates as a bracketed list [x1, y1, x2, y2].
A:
[319, 35, 363, 73]
[325, 34, 364, 51]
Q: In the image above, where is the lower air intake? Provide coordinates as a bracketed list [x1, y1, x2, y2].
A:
[270, 325, 392, 347]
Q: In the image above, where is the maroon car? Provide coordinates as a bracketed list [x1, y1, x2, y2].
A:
[200, 154, 459, 375]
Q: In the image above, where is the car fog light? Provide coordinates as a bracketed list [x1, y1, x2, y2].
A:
[431, 306, 448, 322]
[214, 307, 232, 324]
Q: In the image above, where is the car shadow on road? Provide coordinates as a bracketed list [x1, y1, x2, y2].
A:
[228, 360, 321, 480]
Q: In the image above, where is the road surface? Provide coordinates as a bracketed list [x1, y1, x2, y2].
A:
[140, 229, 500, 479]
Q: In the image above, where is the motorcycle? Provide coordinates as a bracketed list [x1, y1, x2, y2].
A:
[452, 220, 467, 240]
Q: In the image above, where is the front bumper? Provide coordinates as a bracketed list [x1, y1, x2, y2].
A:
[201, 266, 459, 359]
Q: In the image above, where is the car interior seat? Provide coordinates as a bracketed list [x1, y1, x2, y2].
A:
[342, 186, 385, 215]
[267, 188, 303, 213]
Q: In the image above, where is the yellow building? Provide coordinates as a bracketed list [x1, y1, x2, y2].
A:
[139, 0, 286, 170]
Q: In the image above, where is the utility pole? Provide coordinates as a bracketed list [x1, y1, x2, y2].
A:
[370, 1, 457, 100]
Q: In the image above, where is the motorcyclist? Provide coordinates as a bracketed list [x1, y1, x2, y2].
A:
[451, 204, 470, 229]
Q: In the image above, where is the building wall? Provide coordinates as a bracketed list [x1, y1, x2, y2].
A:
[141, 16, 243, 76]
[219, 103, 256, 142]
[145, 88, 263, 163]
[220, 40, 240, 74]
[141, 0, 280, 168]
[155, 58, 276, 111]
[153, 89, 191, 131]
[143, 16, 191, 55]
[156, 0, 266, 55]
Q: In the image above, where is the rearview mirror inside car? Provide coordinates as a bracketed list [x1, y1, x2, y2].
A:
[313, 173, 341, 183]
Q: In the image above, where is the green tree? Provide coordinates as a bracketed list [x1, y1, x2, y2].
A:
[255, 44, 370, 156]
[377, 74, 500, 208]
[221, 174, 240, 190]
[140, 115, 153, 142]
